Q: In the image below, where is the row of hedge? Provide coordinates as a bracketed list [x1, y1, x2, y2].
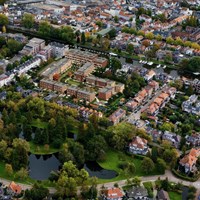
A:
[172, 169, 200, 182]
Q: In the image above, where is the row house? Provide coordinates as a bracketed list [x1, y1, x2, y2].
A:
[79, 106, 103, 120]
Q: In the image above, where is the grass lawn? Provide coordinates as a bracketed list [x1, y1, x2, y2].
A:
[31, 119, 48, 129]
[168, 191, 182, 200]
[29, 141, 62, 155]
[98, 149, 161, 183]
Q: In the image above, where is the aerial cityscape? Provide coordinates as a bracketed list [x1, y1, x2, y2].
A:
[0, 0, 200, 199]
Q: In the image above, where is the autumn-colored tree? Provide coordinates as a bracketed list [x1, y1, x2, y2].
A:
[53, 73, 60, 81]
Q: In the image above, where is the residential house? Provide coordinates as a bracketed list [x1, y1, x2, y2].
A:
[126, 100, 138, 111]
[102, 187, 124, 200]
[8, 182, 22, 195]
[162, 131, 181, 148]
[146, 127, 162, 142]
[192, 79, 200, 93]
[179, 148, 200, 174]
[109, 108, 126, 125]
[144, 70, 156, 81]
[126, 186, 148, 199]
[156, 189, 170, 200]
[186, 133, 200, 147]
[129, 136, 149, 155]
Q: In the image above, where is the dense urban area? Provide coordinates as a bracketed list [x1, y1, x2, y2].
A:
[0, 0, 200, 199]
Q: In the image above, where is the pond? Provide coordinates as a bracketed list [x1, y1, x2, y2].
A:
[29, 154, 60, 180]
[84, 161, 118, 179]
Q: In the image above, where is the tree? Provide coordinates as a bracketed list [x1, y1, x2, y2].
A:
[0, 14, 8, 26]
[7, 39, 23, 54]
[85, 135, 107, 161]
[145, 32, 154, 40]
[141, 157, 155, 174]
[131, 176, 141, 186]
[166, 36, 174, 44]
[151, 146, 158, 162]
[5, 164, 13, 176]
[22, 13, 34, 29]
[187, 56, 200, 72]
[108, 28, 116, 38]
[100, 38, 110, 50]
[25, 183, 49, 200]
[114, 16, 119, 23]
[53, 73, 60, 81]
[15, 167, 28, 180]
[142, 40, 150, 47]
[38, 21, 51, 37]
[110, 57, 122, 73]
[156, 158, 166, 174]
[107, 122, 136, 151]
[81, 32, 86, 44]
[0, 140, 7, 159]
[126, 43, 134, 54]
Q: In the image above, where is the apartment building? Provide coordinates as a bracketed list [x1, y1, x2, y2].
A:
[86, 76, 115, 88]
[66, 49, 98, 64]
[40, 79, 68, 93]
[98, 87, 114, 101]
[74, 62, 95, 81]
[20, 38, 45, 56]
[49, 42, 69, 58]
[66, 86, 96, 102]
[66, 49, 108, 67]
[41, 58, 72, 79]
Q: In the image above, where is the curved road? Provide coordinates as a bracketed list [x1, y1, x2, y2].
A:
[1, 170, 199, 196]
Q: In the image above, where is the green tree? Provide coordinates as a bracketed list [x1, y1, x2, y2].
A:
[126, 43, 134, 54]
[141, 157, 155, 174]
[114, 16, 119, 23]
[187, 56, 200, 72]
[156, 158, 166, 174]
[0, 14, 8, 26]
[0, 140, 7, 159]
[80, 32, 85, 44]
[22, 13, 35, 29]
[24, 183, 49, 200]
[131, 176, 141, 186]
[15, 167, 28, 180]
[110, 57, 122, 73]
[5, 164, 13, 176]
[107, 122, 136, 151]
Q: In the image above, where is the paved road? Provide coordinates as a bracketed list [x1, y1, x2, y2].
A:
[97, 170, 200, 199]
[0, 170, 199, 197]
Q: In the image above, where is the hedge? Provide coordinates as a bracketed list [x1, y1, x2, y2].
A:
[172, 169, 200, 182]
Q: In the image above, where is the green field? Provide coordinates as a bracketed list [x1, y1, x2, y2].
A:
[98, 150, 161, 183]
[169, 191, 182, 200]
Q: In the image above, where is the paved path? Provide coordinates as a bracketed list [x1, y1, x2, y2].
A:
[0, 170, 199, 196]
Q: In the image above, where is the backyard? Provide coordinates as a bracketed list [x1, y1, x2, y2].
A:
[98, 149, 161, 183]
